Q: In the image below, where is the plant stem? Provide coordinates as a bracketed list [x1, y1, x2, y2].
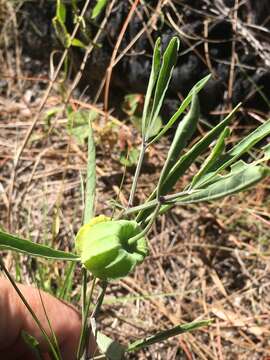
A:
[91, 281, 108, 319]
[125, 189, 197, 217]
[128, 142, 146, 208]
[128, 203, 161, 246]
[82, 268, 88, 321]
[77, 274, 96, 359]
[0, 258, 61, 360]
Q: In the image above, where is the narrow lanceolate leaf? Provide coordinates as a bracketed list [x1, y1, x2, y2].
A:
[136, 104, 240, 222]
[127, 320, 211, 353]
[203, 117, 270, 178]
[157, 93, 200, 197]
[161, 104, 241, 195]
[142, 38, 161, 137]
[91, 0, 108, 19]
[0, 231, 79, 261]
[52, 17, 70, 48]
[148, 73, 211, 145]
[145, 37, 180, 141]
[140, 163, 270, 222]
[91, 317, 126, 360]
[170, 164, 269, 205]
[190, 126, 230, 189]
[56, 0, 66, 23]
[263, 143, 270, 159]
[83, 118, 96, 224]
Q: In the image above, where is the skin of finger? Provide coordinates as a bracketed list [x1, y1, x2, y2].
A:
[0, 278, 84, 358]
[0, 334, 50, 360]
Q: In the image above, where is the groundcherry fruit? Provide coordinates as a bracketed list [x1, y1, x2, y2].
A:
[75, 216, 148, 280]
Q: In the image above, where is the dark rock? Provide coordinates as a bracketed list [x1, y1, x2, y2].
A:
[16, 0, 270, 118]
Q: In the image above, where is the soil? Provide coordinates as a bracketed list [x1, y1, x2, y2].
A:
[17, 0, 270, 118]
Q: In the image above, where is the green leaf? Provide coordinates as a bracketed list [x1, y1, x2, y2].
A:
[83, 119, 96, 224]
[142, 38, 161, 137]
[52, 17, 70, 48]
[122, 94, 142, 117]
[22, 331, 42, 360]
[171, 164, 269, 204]
[136, 104, 241, 222]
[120, 148, 140, 167]
[96, 332, 125, 360]
[0, 231, 79, 261]
[91, 318, 126, 359]
[127, 320, 211, 353]
[71, 38, 86, 48]
[91, 0, 108, 19]
[157, 92, 200, 197]
[123, 93, 162, 138]
[145, 37, 180, 141]
[195, 117, 270, 188]
[148, 74, 211, 145]
[161, 104, 241, 195]
[56, 0, 66, 23]
[263, 143, 270, 159]
[57, 262, 76, 301]
[146, 115, 162, 138]
[207, 118, 270, 172]
[67, 109, 98, 145]
[191, 127, 231, 189]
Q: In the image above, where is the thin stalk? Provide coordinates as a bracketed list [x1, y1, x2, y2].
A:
[91, 281, 108, 319]
[0, 258, 61, 360]
[82, 268, 88, 323]
[128, 142, 146, 207]
[77, 275, 96, 359]
[124, 189, 198, 218]
[128, 203, 161, 246]
[37, 288, 62, 359]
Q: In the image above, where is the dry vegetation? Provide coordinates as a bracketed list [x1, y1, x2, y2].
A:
[0, 1, 270, 359]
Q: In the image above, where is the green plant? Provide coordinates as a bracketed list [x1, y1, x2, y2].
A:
[1, 36, 270, 359]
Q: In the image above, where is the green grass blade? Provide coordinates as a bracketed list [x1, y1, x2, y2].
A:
[58, 262, 76, 301]
[0, 230, 79, 261]
[148, 74, 211, 145]
[127, 319, 211, 353]
[157, 92, 200, 197]
[83, 118, 96, 224]
[142, 38, 161, 137]
[145, 37, 180, 141]
[190, 126, 231, 189]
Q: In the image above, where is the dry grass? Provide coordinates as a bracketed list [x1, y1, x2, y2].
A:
[0, 1, 270, 359]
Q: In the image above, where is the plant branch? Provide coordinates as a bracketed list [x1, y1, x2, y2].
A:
[91, 281, 108, 320]
[77, 274, 96, 360]
[128, 202, 161, 246]
[128, 142, 147, 208]
[125, 189, 197, 217]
